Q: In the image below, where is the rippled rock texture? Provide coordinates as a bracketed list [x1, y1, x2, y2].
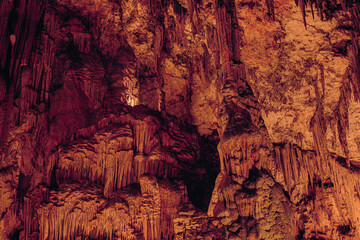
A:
[2, 0, 360, 239]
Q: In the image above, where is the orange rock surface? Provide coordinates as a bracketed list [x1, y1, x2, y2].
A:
[1, 0, 360, 239]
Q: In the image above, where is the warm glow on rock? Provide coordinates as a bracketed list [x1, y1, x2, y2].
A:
[1, 0, 360, 239]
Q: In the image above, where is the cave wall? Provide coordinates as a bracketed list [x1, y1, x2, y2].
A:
[1, 0, 360, 239]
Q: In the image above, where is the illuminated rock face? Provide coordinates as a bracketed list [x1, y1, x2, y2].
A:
[1, 0, 360, 239]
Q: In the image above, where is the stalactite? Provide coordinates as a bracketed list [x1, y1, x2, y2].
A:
[310, 108, 327, 170]
[295, 0, 307, 28]
[290, 2, 360, 168]
[14, 6, 58, 119]
[133, 120, 146, 154]
[1, 0, 47, 83]
[138, 175, 184, 240]
[3, 0, 360, 238]
[349, 34, 360, 101]
[217, 132, 263, 182]
[273, 143, 329, 196]
[38, 184, 139, 240]
[214, 0, 233, 75]
[308, 63, 328, 172]
[73, 33, 91, 54]
[328, 158, 360, 236]
[49, 110, 196, 200]
[171, 0, 187, 44]
[294, 0, 345, 28]
[24, 196, 32, 240]
[0, 84, 14, 148]
[336, 3, 360, 153]
[335, 71, 351, 166]
[0, 0, 14, 70]
[281, 143, 293, 193]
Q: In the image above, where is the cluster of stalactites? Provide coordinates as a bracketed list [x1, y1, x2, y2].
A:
[0, 0, 46, 81]
[271, 142, 360, 203]
[294, 1, 360, 166]
[37, 185, 137, 240]
[273, 143, 324, 195]
[328, 158, 360, 230]
[140, 176, 162, 240]
[139, 176, 186, 240]
[4, 3, 58, 119]
[46, 110, 198, 198]
[50, 138, 179, 198]
[294, 0, 357, 28]
[348, 4, 360, 109]
[218, 132, 263, 182]
[36, 176, 188, 240]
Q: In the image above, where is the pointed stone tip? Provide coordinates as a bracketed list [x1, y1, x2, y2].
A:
[10, 35, 16, 47]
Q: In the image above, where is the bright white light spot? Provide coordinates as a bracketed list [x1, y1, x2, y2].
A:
[127, 95, 135, 107]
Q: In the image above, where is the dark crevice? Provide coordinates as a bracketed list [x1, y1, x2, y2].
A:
[185, 132, 220, 211]
[16, 172, 31, 203]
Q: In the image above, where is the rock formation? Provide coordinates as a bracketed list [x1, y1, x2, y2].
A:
[1, 0, 360, 239]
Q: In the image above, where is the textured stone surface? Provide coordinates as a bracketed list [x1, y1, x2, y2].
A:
[1, 0, 360, 239]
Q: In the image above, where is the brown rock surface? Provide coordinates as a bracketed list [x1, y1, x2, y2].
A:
[2, 0, 360, 239]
